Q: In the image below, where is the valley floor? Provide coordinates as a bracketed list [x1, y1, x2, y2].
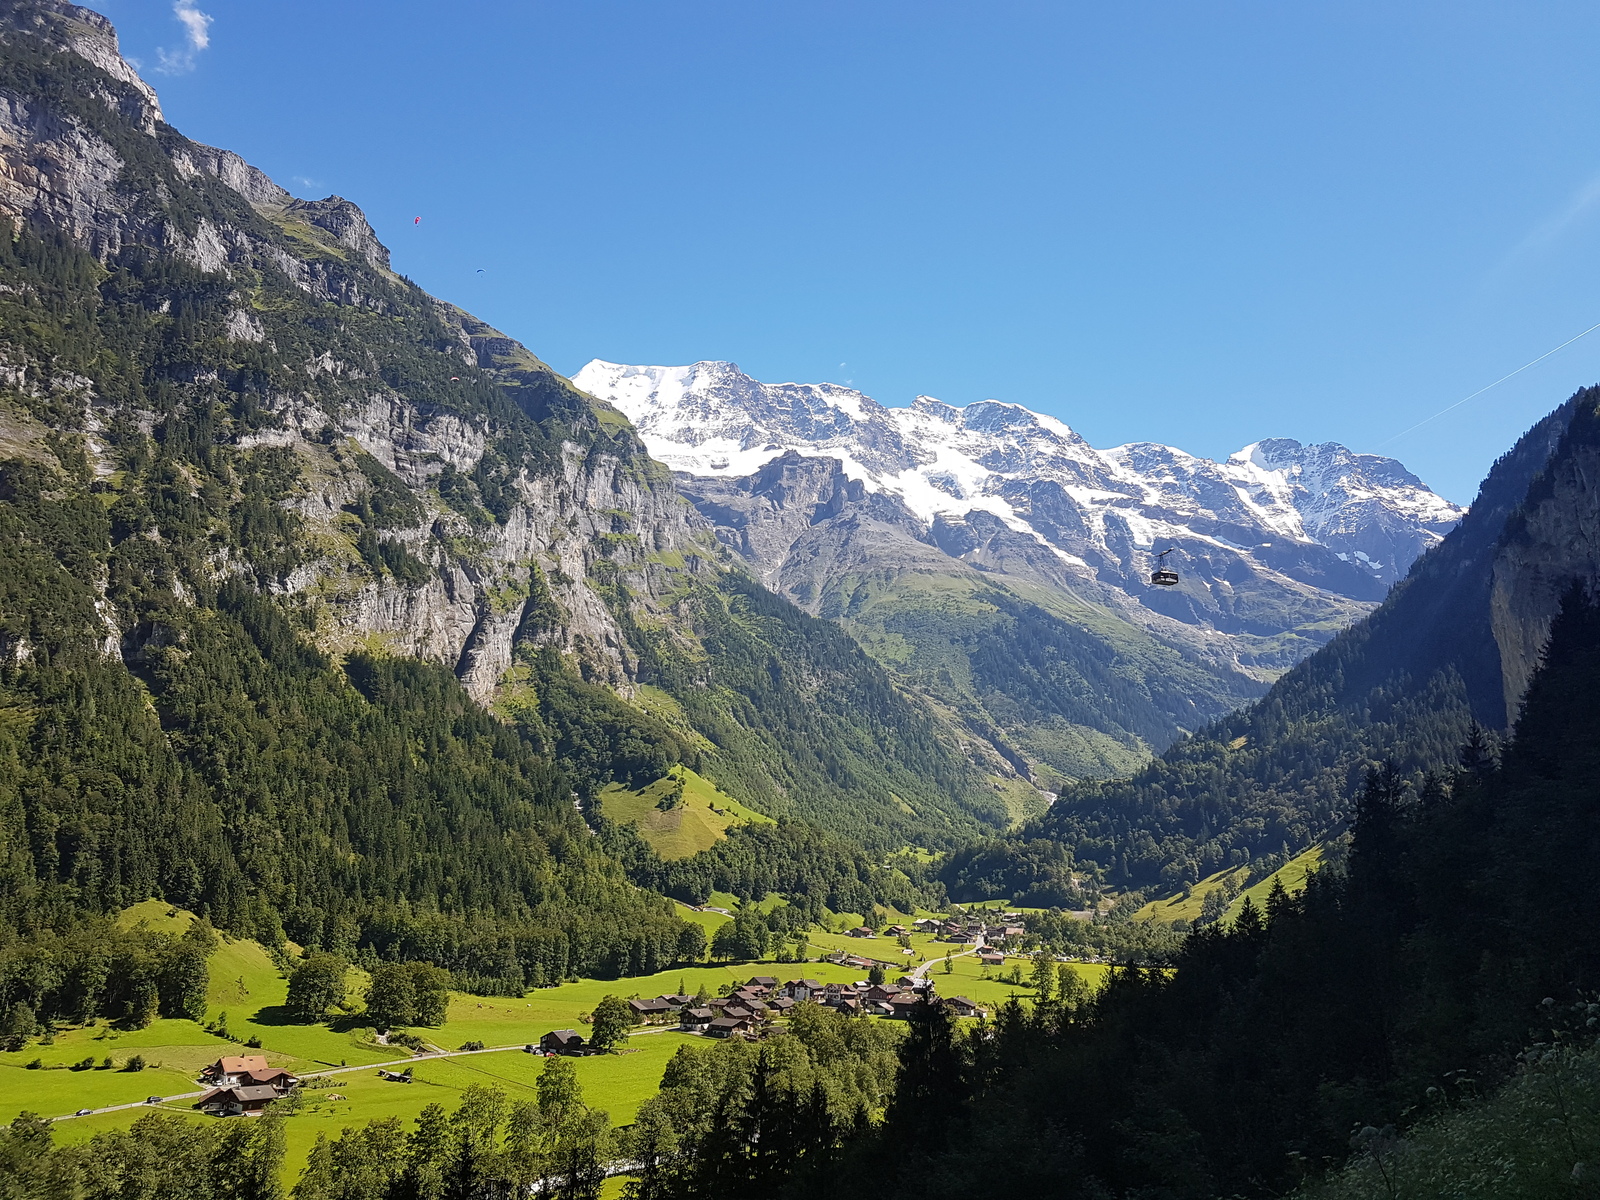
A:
[4, 901, 1107, 1182]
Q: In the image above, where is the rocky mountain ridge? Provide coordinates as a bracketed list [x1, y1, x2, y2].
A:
[574, 359, 1464, 681]
[0, 0, 1004, 849]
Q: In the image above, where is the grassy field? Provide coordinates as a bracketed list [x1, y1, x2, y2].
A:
[1134, 843, 1327, 927]
[12, 900, 1011, 1184]
[598, 764, 770, 859]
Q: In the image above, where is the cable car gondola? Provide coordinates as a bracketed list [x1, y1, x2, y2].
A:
[1150, 548, 1179, 587]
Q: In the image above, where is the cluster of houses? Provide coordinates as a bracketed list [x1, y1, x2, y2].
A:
[915, 915, 1028, 945]
[194, 1055, 300, 1116]
[537, 974, 988, 1052]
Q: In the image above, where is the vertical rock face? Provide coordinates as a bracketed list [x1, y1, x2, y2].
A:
[1491, 399, 1600, 721]
[0, 0, 722, 703]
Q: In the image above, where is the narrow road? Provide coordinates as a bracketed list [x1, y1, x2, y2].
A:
[910, 935, 986, 982]
[49, 1026, 698, 1123]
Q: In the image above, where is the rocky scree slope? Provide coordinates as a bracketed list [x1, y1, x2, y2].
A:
[575, 358, 1463, 785]
[0, 0, 1001, 861]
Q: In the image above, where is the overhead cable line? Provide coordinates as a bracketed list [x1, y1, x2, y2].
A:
[1377, 317, 1600, 447]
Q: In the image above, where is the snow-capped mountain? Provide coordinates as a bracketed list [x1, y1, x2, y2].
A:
[576, 358, 1460, 585]
[573, 358, 1466, 783]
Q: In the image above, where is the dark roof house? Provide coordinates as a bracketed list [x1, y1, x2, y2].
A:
[195, 1084, 280, 1116]
[540, 1030, 586, 1054]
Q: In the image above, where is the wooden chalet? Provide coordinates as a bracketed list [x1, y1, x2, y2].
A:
[540, 1029, 587, 1054]
[707, 1016, 751, 1038]
[195, 1084, 281, 1116]
[200, 1055, 271, 1086]
[683, 1007, 715, 1027]
[783, 979, 824, 1002]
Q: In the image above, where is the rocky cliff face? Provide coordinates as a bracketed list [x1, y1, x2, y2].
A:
[0, 1, 1008, 853]
[0, 0, 722, 703]
[1491, 398, 1600, 721]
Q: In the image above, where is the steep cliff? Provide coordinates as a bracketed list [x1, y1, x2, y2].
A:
[1491, 400, 1600, 720]
[0, 0, 1001, 877]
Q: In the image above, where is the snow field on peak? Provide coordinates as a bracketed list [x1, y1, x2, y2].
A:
[573, 358, 1465, 584]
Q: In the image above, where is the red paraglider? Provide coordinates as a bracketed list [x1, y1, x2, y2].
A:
[413, 216, 421, 225]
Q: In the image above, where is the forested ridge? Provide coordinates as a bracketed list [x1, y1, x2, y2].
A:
[614, 585, 1600, 1199]
[0, 0, 1002, 1020]
[942, 392, 1590, 903]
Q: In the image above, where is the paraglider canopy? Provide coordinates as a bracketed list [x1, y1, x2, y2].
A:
[1150, 548, 1179, 587]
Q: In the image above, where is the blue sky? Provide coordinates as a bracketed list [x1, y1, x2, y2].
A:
[100, 0, 1600, 503]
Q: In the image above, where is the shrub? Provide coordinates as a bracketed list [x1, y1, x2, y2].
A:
[70, 1056, 95, 1071]
[123, 1054, 146, 1072]
[24, 1059, 41, 1070]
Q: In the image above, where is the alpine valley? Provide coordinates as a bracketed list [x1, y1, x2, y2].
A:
[10, 4, 1600, 1200]
[575, 359, 1463, 785]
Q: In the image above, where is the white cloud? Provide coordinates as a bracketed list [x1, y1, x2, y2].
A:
[156, 0, 212, 74]
[1506, 175, 1600, 262]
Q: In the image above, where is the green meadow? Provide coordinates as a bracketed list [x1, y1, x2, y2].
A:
[7, 899, 1033, 1182]
[1134, 843, 1326, 927]
[599, 764, 771, 859]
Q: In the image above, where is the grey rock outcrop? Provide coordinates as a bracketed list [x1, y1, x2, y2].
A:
[0, 3, 723, 704]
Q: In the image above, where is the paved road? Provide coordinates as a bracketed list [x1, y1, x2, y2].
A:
[910, 935, 986, 982]
[48, 1026, 700, 1123]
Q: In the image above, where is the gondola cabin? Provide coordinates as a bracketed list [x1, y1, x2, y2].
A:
[1150, 568, 1179, 586]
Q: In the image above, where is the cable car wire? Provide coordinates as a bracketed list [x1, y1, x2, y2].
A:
[1377, 317, 1600, 449]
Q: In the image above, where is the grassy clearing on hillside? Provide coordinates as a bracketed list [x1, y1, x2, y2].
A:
[599, 764, 770, 859]
[1135, 844, 1327, 927]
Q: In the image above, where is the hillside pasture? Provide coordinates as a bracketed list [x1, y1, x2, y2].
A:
[599, 764, 770, 859]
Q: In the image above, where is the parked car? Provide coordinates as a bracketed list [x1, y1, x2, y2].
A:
[146, 1096, 162, 1104]
[75, 1109, 92, 1116]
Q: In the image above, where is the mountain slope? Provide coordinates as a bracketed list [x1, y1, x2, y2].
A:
[574, 358, 1462, 783]
[0, 0, 1003, 983]
[1016, 389, 1595, 894]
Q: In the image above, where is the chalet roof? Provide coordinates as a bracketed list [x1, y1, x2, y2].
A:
[709, 1017, 747, 1030]
[748, 975, 778, 987]
[200, 1083, 279, 1104]
[242, 1067, 296, 1084]
[213, 1055, 270, 1075]
[686, 1007, 714, 1019]
[629, 998, 672, 1012]
[544, 1029, 583, 1044]
[771, 996, 797, 1009]
[724, 1006, 753, 1020]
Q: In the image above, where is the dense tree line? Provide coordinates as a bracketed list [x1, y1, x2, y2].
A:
[0, 917, 214, 1040]
[625, 1002, 904, 1198]
[611, 818, 937, 916]
[759, 584, 1600, 1199]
